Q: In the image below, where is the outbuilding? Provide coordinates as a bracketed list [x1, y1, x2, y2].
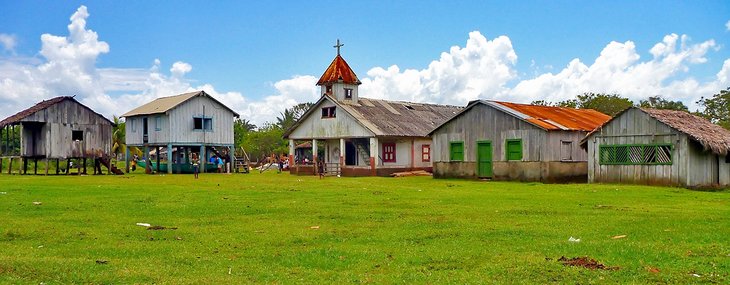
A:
[429, 100, 611, 182]
[582, 107, 730, 188]
[0, 96, 116, 174]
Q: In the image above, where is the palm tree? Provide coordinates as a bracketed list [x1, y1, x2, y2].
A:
[111, 116, 140, 165]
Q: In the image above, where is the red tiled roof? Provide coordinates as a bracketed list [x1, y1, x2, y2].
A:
[494, 101, 611, 131]
[316, 55, 361, 86]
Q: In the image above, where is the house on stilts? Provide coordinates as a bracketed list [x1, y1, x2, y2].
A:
[122, 91, 239, 174]
[582, 107, 730, 188]
[0, 96, 118, 175]
[283, 42, 461, 176]
[429, 100, 611, 182]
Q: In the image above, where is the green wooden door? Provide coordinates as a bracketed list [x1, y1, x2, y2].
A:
[477, 141, 492, 178]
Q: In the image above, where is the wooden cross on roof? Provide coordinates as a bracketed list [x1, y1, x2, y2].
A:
[333, 39, 344, 55]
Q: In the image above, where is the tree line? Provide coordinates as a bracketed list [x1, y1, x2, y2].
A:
[531, 88, 729, 129]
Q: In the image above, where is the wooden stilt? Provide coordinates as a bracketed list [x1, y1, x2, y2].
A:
[34, 158, 38, 175]
[156, 147, 161, 173]
[82, 158, 87, 175]
[23, 158, 27, 175]
[55, 159, 60, 175]
[0, 157, 3, 174]
[66, 158, 71, 175]
[45, 158, 49, 175]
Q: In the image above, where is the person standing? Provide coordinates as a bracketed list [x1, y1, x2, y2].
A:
[192, 153, 200, 179]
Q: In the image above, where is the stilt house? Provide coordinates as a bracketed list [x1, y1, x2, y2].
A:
[429, 100, 611, 182]
[582, 107, 730, 188]
[283, 45, 461, 176]
[0, 96, 115, 174]
[122, 91, 239, 174]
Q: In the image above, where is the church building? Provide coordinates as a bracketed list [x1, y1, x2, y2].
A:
[283, 41, 461, 176]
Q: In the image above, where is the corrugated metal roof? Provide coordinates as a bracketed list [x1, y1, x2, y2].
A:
[316, 55, 362, 86]
[0, 96, 114, 127]
[121, 91, 239, 117]
[491, 101, 611, 131]
[283, 95, 462, 138]
[340, 98, 462, 137]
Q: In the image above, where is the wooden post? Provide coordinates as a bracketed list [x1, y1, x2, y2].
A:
[22, 158, 27, 175]
[55, 159, 60, 175]
[312, 139, 318, 175]
[200, 145, 206, 173]
[7, 157, 12, 175]
[229, 145, 234, 174]
[125, 147, 130, 173]
[66, 158, 71, 175]
[167, 144, 173, 174]
[156, 147, 160, 173]
[45, 158, 49, 175]
[82, 158, 87, 175]
[370, 137, 378, 176]
[34, 158, 38, 175]
[0, 157, 3, 174]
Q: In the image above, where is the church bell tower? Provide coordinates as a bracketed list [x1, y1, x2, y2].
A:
[316, 39, 362, 103]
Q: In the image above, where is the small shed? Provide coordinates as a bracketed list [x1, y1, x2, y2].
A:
[122, 91, 239, 174]
[0, 96, 115, 174]
[582, 107, 730, 188]
[429, 100, 611, 182]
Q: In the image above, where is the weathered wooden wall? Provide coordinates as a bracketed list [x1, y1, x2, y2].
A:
[19, 99, 112, 158]
[288, 98, 374, 140]
[126, 96, 235, 146]
[432, 103, 589, 158]
[586, 108, 728, 187]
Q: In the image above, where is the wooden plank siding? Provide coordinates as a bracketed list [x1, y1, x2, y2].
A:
[585, 108, 730, 187]
[431, 103, 589, 182]
[18, 99, 112, 158]
[288, 99, 374, 140]
[126, 96, 235, 146]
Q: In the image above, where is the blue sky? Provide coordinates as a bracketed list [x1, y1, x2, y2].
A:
[1, 1, 729, 126]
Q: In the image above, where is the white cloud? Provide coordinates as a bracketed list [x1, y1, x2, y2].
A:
[726, 20, 730, 31]
[360, 31, 517, 106]
[1, 5, 728, 130]
[509, 33, 720, 108]
[0, 34, 17, 53]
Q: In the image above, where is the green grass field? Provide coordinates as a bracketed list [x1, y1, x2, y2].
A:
[0, 171, 728, 284]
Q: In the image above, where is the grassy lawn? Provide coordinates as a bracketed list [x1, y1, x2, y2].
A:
[0, 171, 728, 284]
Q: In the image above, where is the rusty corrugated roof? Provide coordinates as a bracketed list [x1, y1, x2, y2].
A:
[316, 55, 361, 86]
[0, 96, 114, 127]
[121, 91, 239, 117]
[339, 98, 462, 137]
[492, 101, 611, 131]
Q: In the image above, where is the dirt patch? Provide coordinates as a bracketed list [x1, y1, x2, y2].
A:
[558, 256, 619, 270]
[147, 226, 177, 230]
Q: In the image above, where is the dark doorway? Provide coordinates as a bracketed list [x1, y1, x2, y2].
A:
[345, 141, 357, 165]
[143, 117, 149, 143]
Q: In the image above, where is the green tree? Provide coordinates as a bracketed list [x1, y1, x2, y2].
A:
[110, 116, 140, 162]
[277, 102, 314, 131]
[696, 87, 730, 130]
[233, 118, 257, 149]
[561, 92, 632, 116]
[240, 123, 287, 161]
[638, 96, 688, 111]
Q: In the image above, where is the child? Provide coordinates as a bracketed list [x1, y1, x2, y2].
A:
[192, 153, 199, 179]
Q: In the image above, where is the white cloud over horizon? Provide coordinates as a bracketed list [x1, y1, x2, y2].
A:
[0, 5, 729, 128]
